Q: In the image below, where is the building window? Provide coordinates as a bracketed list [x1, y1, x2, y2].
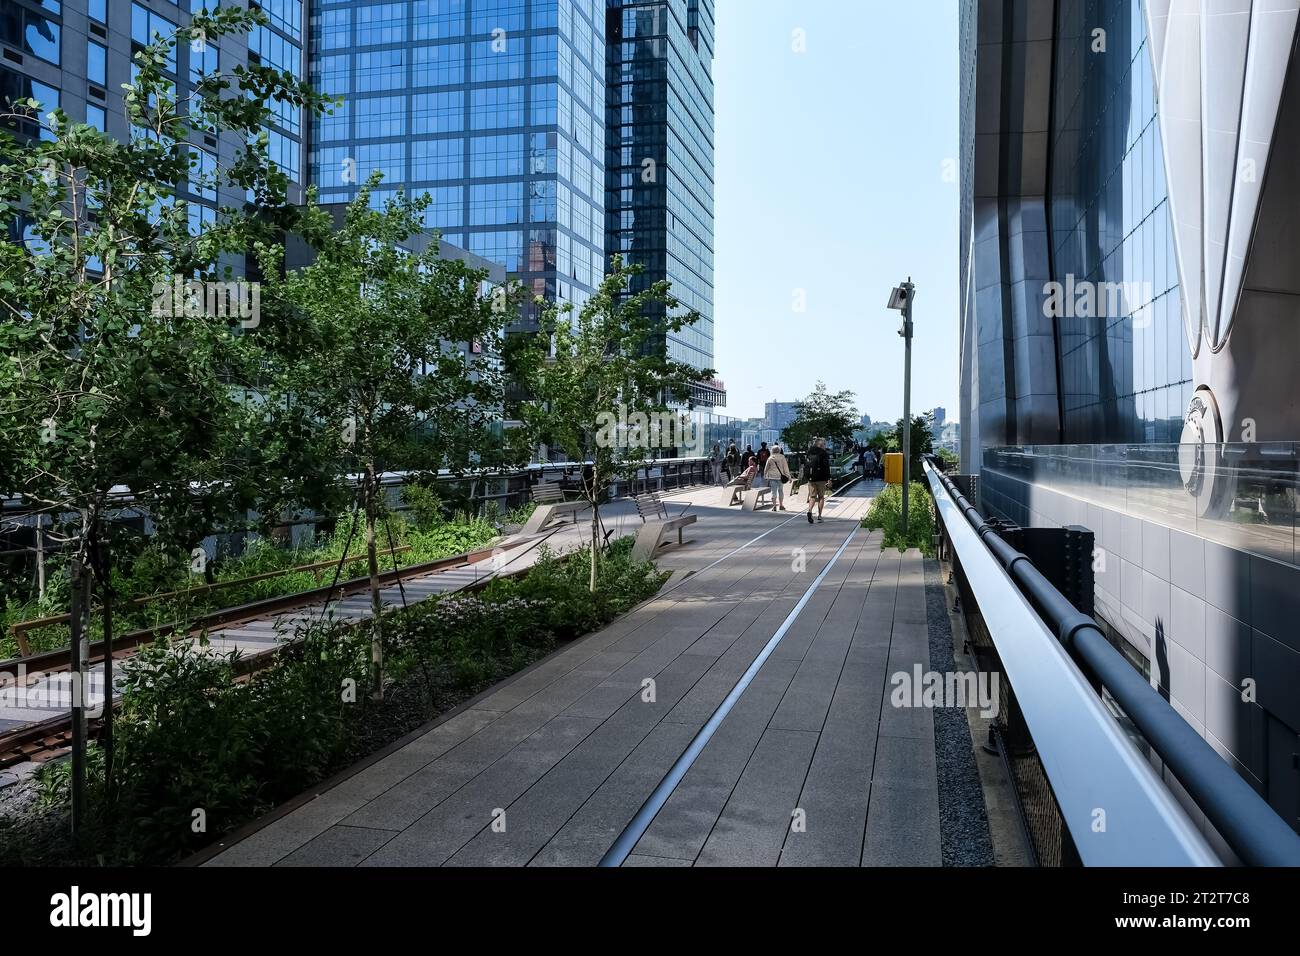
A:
[470, 181, 522, 225]
[317, 7, 349, 50]
[89, 0, 107, 24]
[87, 40, 106, 85]
[413, 0, 464, 41]
[187, 201, 215, 236]
[264, 128, 300, 182]
[355, 94, 405, 139]
[261, 0, 302, 39]
[189, 147, 216, 200]
[1, 5, 62, 66]
[411, 89, 462, 134]
[85, 102, 106, 131]
[420, 185, 462, 229]
[130, 3, 177, 71]
[470, 84, 523, 130]
[0, 67, 59, 139]
[355, 2, 404, 47]
[411, 43, 463, 87]
[356, 49, 403, 91]
[250, 24, 300, 78]
[470, 38, 523, 82]
[469, 133, 523, 178]
[188, 38, 217, 84]
[411, 137, 461, 182]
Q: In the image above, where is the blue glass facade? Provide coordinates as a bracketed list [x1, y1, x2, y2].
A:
[309, 0, 608, 321]
[1050, 0, 1191, 444]
[605, 0, 715, 375]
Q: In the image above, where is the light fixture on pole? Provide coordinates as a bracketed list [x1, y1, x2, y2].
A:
[887, 278, 916, 536]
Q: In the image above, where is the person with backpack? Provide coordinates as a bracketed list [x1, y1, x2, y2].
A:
[805, 437, 832, 523]
[724, 440, 739, 480]
[764, 444, 792, 511]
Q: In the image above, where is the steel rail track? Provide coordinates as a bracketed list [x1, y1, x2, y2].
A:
[0, 539, 529, 768]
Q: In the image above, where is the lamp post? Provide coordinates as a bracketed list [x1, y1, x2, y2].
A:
[887, 279, 916, 536]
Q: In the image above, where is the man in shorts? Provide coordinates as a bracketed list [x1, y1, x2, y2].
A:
[806, 437, 832, 524]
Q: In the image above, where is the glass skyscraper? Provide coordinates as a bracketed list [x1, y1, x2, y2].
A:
[1, 0, 307, 236]
[309, 0, 609, 330]
[960, 0, 1300, 838]
[1049, 0, 1189, 445]
[605, 0, 717, 396]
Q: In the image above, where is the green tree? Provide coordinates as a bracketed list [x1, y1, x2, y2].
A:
[518, 255, 713, 592]
[781, 381, 860, 453]
[257, 178, 521, 697]
[892, 414, 935, 480]
[0, 7, 326, 808]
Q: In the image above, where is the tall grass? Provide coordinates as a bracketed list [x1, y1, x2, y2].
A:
[861, 483, 935, 554]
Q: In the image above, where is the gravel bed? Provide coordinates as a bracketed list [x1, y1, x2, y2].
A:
[925, 556, 996, 867]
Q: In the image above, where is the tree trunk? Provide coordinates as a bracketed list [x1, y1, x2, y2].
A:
[99, 544, 114, 790]
[68, 556, 91, 840]
[365, 462, 383, 700]
[589, 499, 599, 593]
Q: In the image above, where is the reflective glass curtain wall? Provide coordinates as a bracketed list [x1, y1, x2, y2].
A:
[1050, 0, 1191, 444]
[605, 0, 715, 377]
[310, 0, 607, 322]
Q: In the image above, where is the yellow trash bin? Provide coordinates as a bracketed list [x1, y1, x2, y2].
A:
[884, 452, 904, 485]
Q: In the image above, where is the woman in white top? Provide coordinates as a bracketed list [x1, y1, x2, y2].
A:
[763, 444, 792, 511]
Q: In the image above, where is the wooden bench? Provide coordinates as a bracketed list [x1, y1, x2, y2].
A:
[724, 475, 751, 506]
[517, 482, 589, 536]
[631, 513, 698, 562]
[634, 490, 691, 523]
[741, 485, 772, 511]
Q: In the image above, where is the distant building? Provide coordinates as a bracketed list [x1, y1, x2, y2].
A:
[765, 401, 799, 432]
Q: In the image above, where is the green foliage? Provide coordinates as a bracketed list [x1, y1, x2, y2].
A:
[256, 179, 528, 692]
[862, 483, 935, 554]
[504, 501, 537, 526]
[0, 9, 332, 576]
[2, 540, 666, 865]
[0, 507, 499, 659]
[516, 254, 713, 590]
[781, 382, 860, 453]
[401, 483, 446, 528]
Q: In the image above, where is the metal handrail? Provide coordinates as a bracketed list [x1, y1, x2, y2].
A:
[927, 460, 1215, 865]
[927, 457, 1300, 866]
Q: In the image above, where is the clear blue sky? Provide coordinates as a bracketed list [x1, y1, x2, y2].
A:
[713, 0, 960, 424]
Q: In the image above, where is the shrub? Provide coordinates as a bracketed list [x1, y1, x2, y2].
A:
[6, 537, 668, 865]
[401, 483, 446, 530]
[862, 483, 935, 554]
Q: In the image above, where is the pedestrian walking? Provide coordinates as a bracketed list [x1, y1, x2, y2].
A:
[764, 444, 792, 511]
[710, 440, 723, 485]
[724, 440, 739, 480]
[805, 437, 832, 524]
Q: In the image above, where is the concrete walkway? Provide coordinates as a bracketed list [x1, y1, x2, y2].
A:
[205, 479, 941, 867]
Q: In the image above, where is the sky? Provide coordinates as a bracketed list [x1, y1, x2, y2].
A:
[712, 0, 961, 424]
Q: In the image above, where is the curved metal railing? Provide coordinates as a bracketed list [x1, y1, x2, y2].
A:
[927, 457, 1300, 866]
